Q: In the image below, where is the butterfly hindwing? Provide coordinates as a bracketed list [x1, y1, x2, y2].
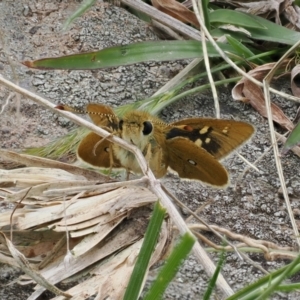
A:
[77, 132, 122, 168]
[166, 137, 228, 186]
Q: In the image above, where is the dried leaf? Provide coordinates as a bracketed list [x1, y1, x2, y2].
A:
[0, 167, 86, 188]
[53, 242, 142, 300]
[151, 0, 200, 28]
[0, 149, 108, 181]
[0, 166, 170, 299]
[232, 63, 294, 131]
[219, 24, 251, 36]
[284, 4, 300, 30]
[53, 222, 168, 300]
[291, 65, 300, 97]
[0, 232, 71, 298]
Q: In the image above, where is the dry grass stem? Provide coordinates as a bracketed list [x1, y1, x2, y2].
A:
[262, 49, 300, 247]
[0, 149, 109, 181]
[151, 19, 185, 40]
[0, 92, 15, 115]
[121, 0, 202, 41]
[192, 0, 220, 118]
[190, 224, 296, 260]
[235, 152, 260, 173]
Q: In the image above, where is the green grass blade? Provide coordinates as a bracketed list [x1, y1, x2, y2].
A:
[62, 0, 96, 30]
[210, 9, 267, 29]
[147, 76, 241, 115]
[203, 247, 226, 300]
[22, 40, 241, 70]
[245, 14, 300, 45]
[123, 201, 166, 300]
[25, 127, 88, 160]
[143, 232, 196, 300]
[256, 254, 300, 300]
[211, 9, 300, 46]
[283, 121, 300, 152]
[225, 35, 264, 65]
[202, 0, 211, 31]
[276, 283, 300, 292]
[227, 255, 300, 300]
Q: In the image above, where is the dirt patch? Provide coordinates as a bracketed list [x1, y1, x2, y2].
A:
[1, 1, 300, 299]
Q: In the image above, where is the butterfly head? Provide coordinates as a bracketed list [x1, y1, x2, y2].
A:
[119, 111, 154, 151]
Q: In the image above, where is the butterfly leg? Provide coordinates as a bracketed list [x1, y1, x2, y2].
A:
[126, 168, 131, 180]
[143, 142, 153, 175]
[150, 146, 167, 178]
[92, 133, 112, 156]
[144, 142, 152, 162]
[143, 143, 168, 178]
[108, 143, 115, 178]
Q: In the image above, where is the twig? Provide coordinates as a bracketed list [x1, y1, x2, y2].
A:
[121, 0, 201, 41]
[191, 224, 296, 261]
[10, 187, 32, 241]
[0, 92, 15, 115]
[236, 152, 260, 173]
[0, 149, 109, 181]
[0, 29, 21, 123]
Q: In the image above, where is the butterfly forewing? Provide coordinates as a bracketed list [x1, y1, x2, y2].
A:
[166, 137, 228, 186]
[86, 104, 119, 131]
[169, 118, 254, 159]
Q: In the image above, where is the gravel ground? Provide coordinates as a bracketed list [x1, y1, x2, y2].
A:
[1, 1, 300, 299]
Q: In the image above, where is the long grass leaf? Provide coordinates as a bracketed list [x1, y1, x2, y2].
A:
[211, 10, 300, 45]
[143, 232, 196, 300]
[210, 9, 266, 29]
[227, 256, 300, 300]
[123, 201, 166, 300]
[203, 248, 226, 300]
[22, 40, 240, 70]
[62, 0, 97, 30]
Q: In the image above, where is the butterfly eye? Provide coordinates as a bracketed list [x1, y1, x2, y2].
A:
[119, 120, 124, 130]
[143, 121, 153, 135]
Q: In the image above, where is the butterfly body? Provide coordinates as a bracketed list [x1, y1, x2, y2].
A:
[112, 110, 169, 177]
[57, 103, 254, 187]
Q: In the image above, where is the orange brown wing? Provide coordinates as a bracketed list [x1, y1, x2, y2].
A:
[86, 104, 119, 131]
[166, 137, 228, 187]
[169, 118, 254, 159]
[77, 132, 122, 169]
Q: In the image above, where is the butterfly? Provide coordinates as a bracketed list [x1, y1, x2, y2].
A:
[56, 103, 254, 187]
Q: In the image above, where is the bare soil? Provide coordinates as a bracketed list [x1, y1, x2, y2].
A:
[1, 1, 300, 299]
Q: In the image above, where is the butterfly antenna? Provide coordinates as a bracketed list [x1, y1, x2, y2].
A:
[55, 104, 87, 114]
